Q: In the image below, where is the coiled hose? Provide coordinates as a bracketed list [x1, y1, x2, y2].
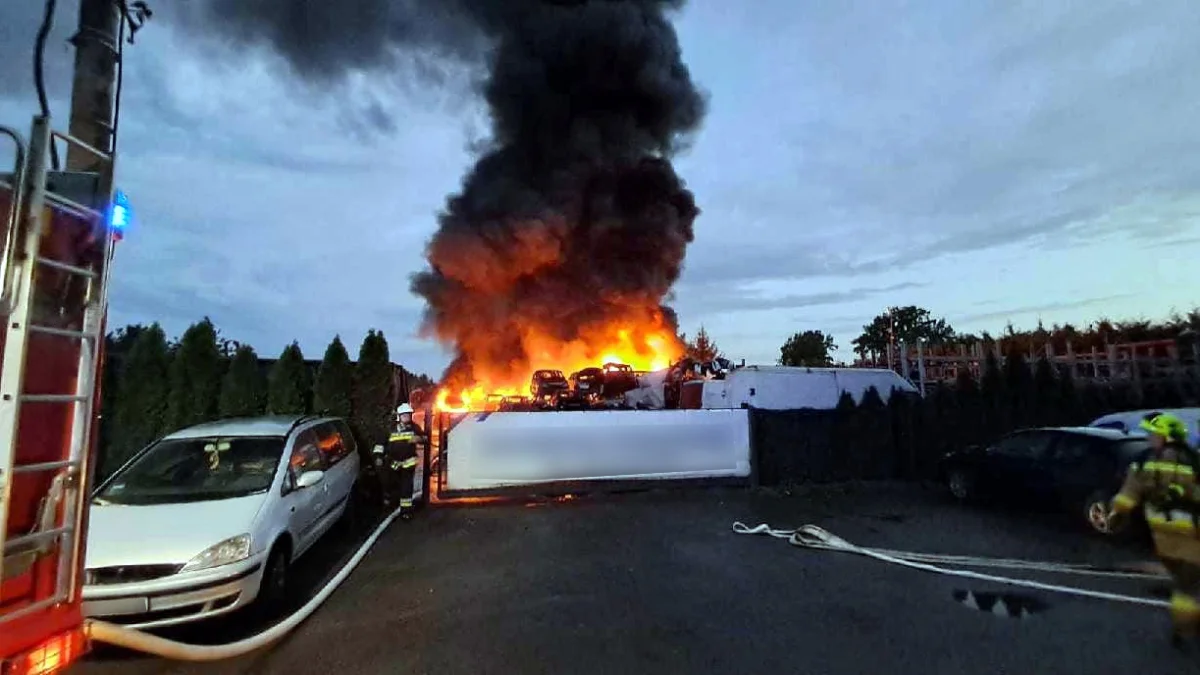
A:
[733, 522, 1171, 608]
[85, 505, 405, 660]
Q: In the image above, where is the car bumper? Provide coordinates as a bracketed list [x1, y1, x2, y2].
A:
[82, 553, 267, 629]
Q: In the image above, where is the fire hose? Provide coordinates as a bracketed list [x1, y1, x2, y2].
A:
[84, 504, 407, 660]
[732, 522, 1171, 608]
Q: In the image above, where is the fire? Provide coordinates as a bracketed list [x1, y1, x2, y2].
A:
[433, 322, 683, 412]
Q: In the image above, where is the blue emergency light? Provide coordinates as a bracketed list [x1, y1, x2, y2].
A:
[108, 190, 130, 238]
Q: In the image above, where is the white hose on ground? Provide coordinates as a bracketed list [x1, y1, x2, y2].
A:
[85, 505, 406, 660]
[733, 522, 1171, 609]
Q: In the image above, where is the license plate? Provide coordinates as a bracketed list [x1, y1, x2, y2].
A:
[84, 596, 150, 617]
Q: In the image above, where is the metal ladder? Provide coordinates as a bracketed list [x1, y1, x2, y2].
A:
[0, 115, 116, 623]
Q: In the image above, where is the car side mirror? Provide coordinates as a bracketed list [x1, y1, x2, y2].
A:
[296, 470, 325, 490]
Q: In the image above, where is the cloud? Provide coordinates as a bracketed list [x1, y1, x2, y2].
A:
[955, 293, 1140, 326]
[5, 0, 1200, 376]
[674, 0, 1200, 274]
[0, 9, 480, 377]
[672, 278, 925, 316]
[0, 1, 77, 105]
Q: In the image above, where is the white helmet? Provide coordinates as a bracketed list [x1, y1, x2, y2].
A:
[396, 403, 414, 415]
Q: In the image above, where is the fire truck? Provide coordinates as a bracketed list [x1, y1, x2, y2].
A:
[0, 113, 125, 673]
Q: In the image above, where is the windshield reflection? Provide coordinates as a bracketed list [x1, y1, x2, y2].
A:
[96, 436, 286, 505]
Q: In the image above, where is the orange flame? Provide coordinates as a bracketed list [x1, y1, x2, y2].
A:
[434, 322, 682, 412]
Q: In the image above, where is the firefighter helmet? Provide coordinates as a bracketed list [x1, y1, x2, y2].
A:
[1140, 412, 1188, 443]
[396, 403, 414, 415]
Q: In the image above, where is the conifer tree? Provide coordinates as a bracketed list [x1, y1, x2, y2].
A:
[219, 344, 267, 418]
[352, 330, 394, 450]
[314, 335, 354, 418]
[107, 324, 172, 477]
[268, 342, 311, 415]
[165, 317, 224, 431]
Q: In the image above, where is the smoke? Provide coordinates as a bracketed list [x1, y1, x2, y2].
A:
[174, 0, 706, 388]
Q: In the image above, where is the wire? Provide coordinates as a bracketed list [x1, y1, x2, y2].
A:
[112, 1, 152, 157]
[34, 0, 61, 170]
[112, 2, 126, 154]
[732, 521, 1171, 608]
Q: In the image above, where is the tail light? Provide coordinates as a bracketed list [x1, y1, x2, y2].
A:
[2, 630, 88, 675]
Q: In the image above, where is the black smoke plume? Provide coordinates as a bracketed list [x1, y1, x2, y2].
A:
[172, 1, 706, 389]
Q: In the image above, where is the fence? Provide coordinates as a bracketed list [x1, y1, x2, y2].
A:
[859, 338, 1200, 399]
[749, 376, 1180, 488]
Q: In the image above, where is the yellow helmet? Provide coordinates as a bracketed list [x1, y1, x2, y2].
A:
[1140, 412, 1188, 443]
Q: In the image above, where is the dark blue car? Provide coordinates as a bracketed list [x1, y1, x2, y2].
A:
[938, 426, 1152, 537]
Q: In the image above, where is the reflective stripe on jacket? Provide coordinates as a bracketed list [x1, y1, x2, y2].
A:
[1112, 449, 1200, 562]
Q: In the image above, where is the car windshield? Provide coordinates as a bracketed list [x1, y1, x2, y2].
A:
[96, 436, 286, 505]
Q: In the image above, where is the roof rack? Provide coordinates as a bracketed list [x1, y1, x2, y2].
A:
[286, 414, 321, 435]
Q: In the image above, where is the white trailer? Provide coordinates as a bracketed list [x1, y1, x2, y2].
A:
[684, 365, 918, 411]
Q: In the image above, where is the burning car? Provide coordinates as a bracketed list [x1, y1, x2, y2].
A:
[530, 369, 570, 408]
[601, 362, 638, 398]
[554, 368, 601, 411]
[570, 367, 605, 400]
[497, 395, 535, 412]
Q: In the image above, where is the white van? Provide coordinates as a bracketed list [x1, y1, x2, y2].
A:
[694, 366, 918, 411]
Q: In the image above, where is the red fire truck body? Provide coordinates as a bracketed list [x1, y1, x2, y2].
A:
[0, 117, 120, 674]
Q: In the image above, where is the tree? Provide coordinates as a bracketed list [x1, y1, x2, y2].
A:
[352, 330, 393, 450]
[268, 342, 310, 415]
[1002, 347, 1033, 400]
[779, 330, 837, 367]
[106, 324, 148, 357]
[99, 324, 149, 464]
[681, 325, 722, 362]
[1056, 367, 1081, 422]
[980, 349, 1004, 404]
[851, 306, 956, 358]
[313, 335, 354, 418]
[219, 345, 267, 418]
[954, 367, 980, 399]
[165, 317, 224, 431]
[1026, 354, 1060, 426]
[859, 386, 886, 410]
[106, 324, 171, 478]
[1001, 346, 1035, 427]
[835, 390, 858, 410]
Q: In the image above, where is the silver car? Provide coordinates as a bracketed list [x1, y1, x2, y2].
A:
[1089, 407, 1200, 447]
[82, 415, 360, 629]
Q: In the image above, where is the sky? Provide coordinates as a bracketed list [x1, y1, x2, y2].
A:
[1, 0, 1198, 378]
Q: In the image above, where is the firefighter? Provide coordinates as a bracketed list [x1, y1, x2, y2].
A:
[1108, 411, 1200, 649]
[371, 403, 427, 518]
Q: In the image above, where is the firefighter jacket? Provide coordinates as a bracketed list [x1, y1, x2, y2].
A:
[1111, 445, 1200, 563]
[382, 423, 425, 473]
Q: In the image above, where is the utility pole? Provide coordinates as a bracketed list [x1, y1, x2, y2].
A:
[65, 0, 120, 173]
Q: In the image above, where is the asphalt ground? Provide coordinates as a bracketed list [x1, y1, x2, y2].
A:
[74, 483, 1200, 674]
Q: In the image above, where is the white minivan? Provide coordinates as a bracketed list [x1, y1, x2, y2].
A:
[82, 415, 360, 628]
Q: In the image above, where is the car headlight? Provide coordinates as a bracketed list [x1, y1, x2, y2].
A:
[180, 534, 252, 573]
